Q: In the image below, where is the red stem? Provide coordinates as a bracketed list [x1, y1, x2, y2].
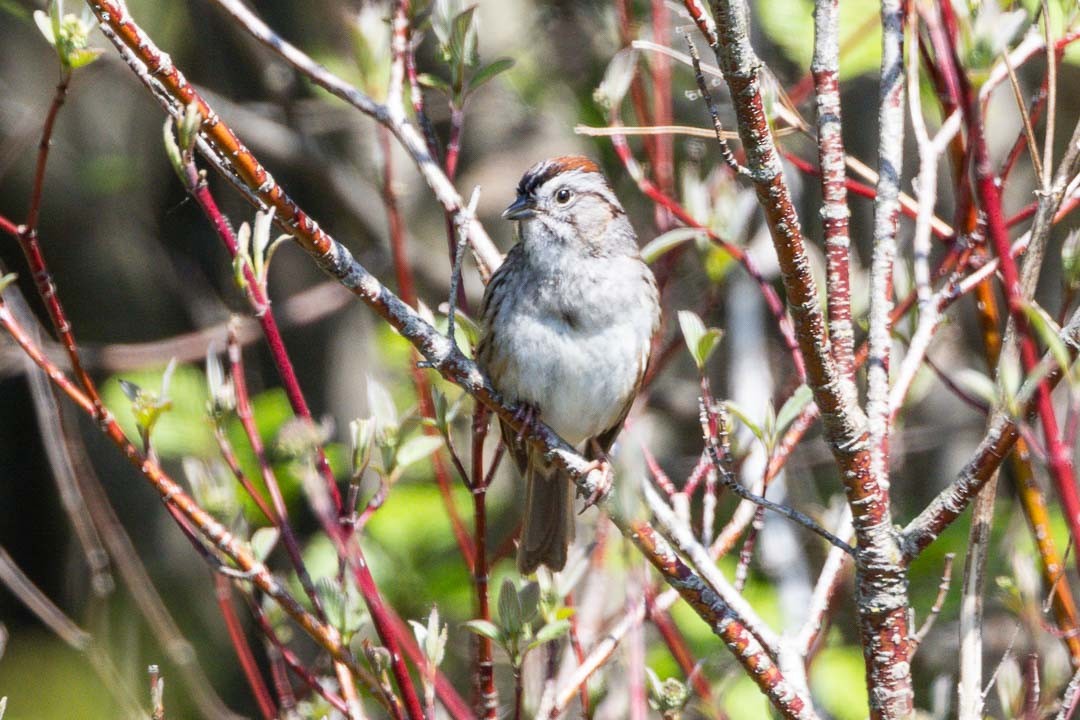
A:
[963, 77, 1080, 572]
[471, 407, 497, 719]
[186, 167, 342, 513]
[782, 150, 951, 240]
[26, 73, 70, 233]
[183, 164, 425, 719]
[214, 575, 277, 720]
[11, 73, 101, 408]
[213, 427, 276, 525]
[649, 0, 676, 229]
[379, 125, 476, 568]
[227, 332, 327, 620]
[607, 130, 807, 382]
[245, 595, 350, 715]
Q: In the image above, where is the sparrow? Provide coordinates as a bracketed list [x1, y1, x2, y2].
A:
[477, 156, 660, 573]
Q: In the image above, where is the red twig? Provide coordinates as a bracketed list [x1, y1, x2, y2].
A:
[471, 406, 497, 718]
[646, 588, 713, 702]
[811, 0, 855, 382]
[26, 73, 70, 233]
[606, 127, 806, 382]
[956, 23, 1080, 574]
[379, 123, 476, 569]
[245, 595, 350, 715]
[178, 133, 423, 720]
[214, 575, 277, 720]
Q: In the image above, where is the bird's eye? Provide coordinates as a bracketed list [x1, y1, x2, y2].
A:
[555, 187, 573, 205]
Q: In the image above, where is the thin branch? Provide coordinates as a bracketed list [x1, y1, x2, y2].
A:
[811, 0, 855, 382]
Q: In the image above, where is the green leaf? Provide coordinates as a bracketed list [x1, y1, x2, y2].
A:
[724, 400, 763, 442]
[775, 385, 813, 436]
[366, 375, 400, 441]
[0, 273, 17, 293]
[677, 310, 723, 370]
[640, 228, 702, 265]
[162, 117, 183, 179]
[249, 527, 280, 563]
[498, 578, 522, 636]
[350, 417, 376, 473]
[1063, 230, 1080, 290]
[65, 47, 102, 69]
[468, 57, 514, 93]
[529, 619, 570, 648]
[462, 619, 502, 643]
[394, 433, 444, 471]
[422, 607, 447, 666]
[518, 582, 540, 624]
[1022, 302, 1070, 373]
[416, 72, 452, 95]
[449, 5, 478, 69]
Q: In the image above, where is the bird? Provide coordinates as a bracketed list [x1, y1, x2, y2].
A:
[476, 156, 660, 574]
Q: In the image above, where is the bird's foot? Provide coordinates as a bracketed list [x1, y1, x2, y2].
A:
[579, 441, 613, 512]
[513, 402, 540, 444]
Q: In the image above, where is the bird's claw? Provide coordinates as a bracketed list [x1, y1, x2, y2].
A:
[578, 458, 612, 513]
[513, 402, 540, 444]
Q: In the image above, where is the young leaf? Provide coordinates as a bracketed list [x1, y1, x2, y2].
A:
[423, 607, 447, 667]
[468, 57, 514, 94]
[249, 527, 280, 563]
[498, 578, 522, 636]
[394, 434, 444, 470]
[366, 375, 400, 440]
[529, 619, 570, 649]
[640, 228, 702, 265]
[462, 619, 502, 643]
[34, 10, 56, 45]
[775, 385, 813, 436]
[416, 72, 453, 95]
[953, 369, 998, 409]
[350, 417, 376, 473]
[518, 582, 540, 624]
[1022, 302, 1070, 373]
[1063, 229, 1080, 290]
[0, 273, 17, 293]
[594, 48, 638, 110]
[677, 310, 722, 370]
[724, 400, 763, 442]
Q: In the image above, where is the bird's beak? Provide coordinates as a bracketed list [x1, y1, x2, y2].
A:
[502, 195, 536, 220]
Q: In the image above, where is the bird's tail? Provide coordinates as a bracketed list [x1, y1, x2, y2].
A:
[517, 451, 576, 574]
